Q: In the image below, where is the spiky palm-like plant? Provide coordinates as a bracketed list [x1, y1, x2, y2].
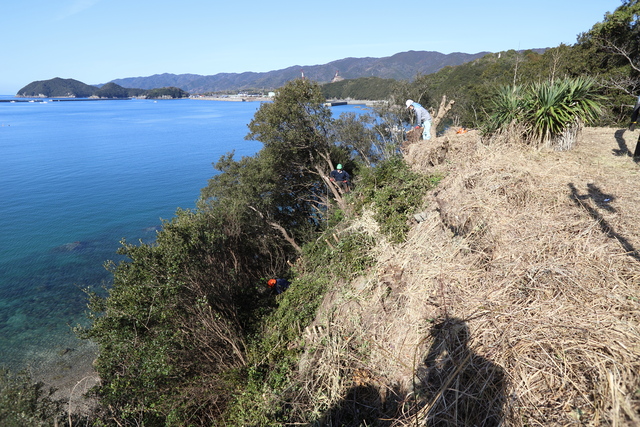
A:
[486, 84, 527, 135]
[486, 77, 602, 150]
[525, 77, 602, 149]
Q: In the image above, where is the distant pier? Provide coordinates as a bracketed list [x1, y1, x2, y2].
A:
[324, 99, 386, 107]
[0, 99, 46, 103]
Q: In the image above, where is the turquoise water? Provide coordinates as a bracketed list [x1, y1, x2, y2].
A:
[0, 97, 266, 371]
[0, 97, 365, 373]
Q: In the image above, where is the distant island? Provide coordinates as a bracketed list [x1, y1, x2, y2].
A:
[16, 78, 189, 99]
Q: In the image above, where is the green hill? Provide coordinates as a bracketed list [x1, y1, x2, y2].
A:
[16, 78, 188, 99]
[17, 77, 98, 98]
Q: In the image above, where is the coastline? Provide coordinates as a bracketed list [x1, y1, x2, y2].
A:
[192, 96, 271, 102]
[192, 96, 383, 107]
[32, 340, 100, 416]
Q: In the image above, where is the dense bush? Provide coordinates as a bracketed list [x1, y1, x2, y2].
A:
[79, 79, 404, 426]
[0, 368, 61, 427]
[82, 209, 256, 425]
[355, 157, 441, 243]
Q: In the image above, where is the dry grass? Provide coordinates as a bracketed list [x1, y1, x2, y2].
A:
[294, 127, 640, 426]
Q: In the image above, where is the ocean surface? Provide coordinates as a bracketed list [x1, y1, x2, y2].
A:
[0, 96, 364, 375]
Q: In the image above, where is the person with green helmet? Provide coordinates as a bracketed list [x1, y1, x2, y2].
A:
[329, 164, 351, 192]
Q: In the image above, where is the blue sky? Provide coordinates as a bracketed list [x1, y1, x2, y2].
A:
[0, 0, 623, 94]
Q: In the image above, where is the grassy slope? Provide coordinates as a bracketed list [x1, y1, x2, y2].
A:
[291, 127, 640, 426]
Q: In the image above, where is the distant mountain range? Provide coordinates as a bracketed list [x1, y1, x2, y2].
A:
[108, 50, 494, 93]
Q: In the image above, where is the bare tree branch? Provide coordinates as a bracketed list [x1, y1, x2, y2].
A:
[248, 205, 303, 254]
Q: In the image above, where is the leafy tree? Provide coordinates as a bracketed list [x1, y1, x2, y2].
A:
[202, 150, 311, 257]
[577, 0, 640, 119]
[332, 112, 380, 167]
[244, 78, 352, 216]
[82, 204, 286, 425]
[84, 79, 362, 425]
[332, 104, 407, 166]
[582, 0, 640, 75]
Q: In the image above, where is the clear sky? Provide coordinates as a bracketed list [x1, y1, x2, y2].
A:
[0, 0, 623, 94]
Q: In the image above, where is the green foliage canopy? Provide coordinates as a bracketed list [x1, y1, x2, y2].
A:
[144, 86, 189, 99]
[321, 76, 399, 100]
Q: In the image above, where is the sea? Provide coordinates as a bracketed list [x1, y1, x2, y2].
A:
[0, 95, 365, 379]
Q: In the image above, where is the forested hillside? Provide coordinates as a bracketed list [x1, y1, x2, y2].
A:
[109, 51, 489, 93]
[17, 77, 98, 98]
[2, 1, 639, 426]
[16, 78, 188, 99]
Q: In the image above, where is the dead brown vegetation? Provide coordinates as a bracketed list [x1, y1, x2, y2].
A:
[294, 127, 640, 426]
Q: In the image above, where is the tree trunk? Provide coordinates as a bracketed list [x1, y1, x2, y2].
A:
[315, 165, 348, 213]
[431, 95, 455, 140]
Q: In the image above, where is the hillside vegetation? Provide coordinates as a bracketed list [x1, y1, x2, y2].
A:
[109, 51, 489, 93]
[287, 126, 640, 425]
[2, 2, 639, 426]
[16, 78, 188, 99]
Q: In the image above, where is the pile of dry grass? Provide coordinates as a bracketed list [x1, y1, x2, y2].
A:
[294, 127, 640, 426]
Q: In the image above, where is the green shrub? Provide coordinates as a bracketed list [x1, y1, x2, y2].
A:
[356, 157, 441, 243]
[0, 368, 62, 427]
[303, 230, 377, 278]
[224, 275, 330, 426]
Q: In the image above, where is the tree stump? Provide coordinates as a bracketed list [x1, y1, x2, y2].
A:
[403, 127, 423, 151]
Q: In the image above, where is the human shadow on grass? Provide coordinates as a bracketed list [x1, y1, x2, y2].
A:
[315, 380, 403, 426]
[414, 317, 506, 427]
[613, 128, 640, 161]
[568, 182, 640, 261]
[315, 318, 506, 426]
[613, 129, 630, 156]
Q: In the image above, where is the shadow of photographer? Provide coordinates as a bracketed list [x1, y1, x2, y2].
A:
[415, 317, 506, 426]
[315, 318, 506, 426]
[315, 379, 402, 426]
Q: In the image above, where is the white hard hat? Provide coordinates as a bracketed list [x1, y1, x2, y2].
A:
[406, 99, 414, 108]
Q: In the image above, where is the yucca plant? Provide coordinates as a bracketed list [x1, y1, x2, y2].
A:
[486, 77, 603, 150]
[525, 77, 602, 149]
[486, 84, 527, 135]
